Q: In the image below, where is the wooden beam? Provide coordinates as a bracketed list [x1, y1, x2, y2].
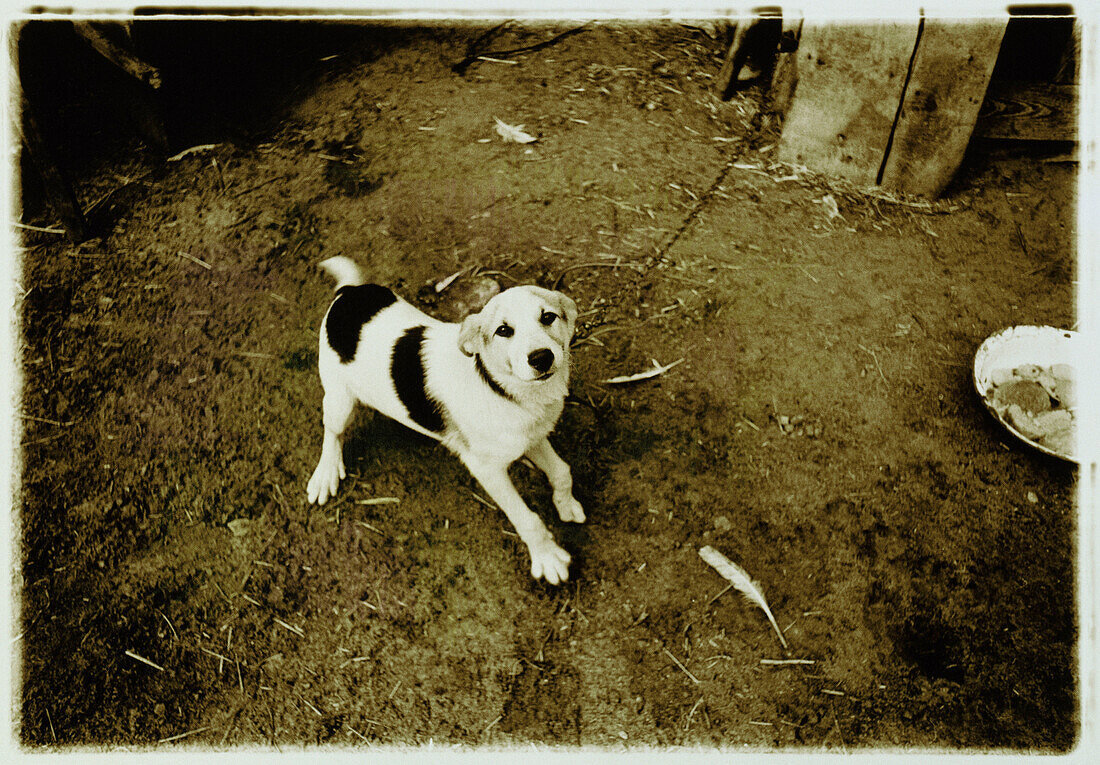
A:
[879, 18, 1006, 197]
[72, 20, 161, 89]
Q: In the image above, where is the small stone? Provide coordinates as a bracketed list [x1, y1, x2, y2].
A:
[1027, 491, 1039, 504]
[436, 276, 501, 322]
[713, 515, 732, 532]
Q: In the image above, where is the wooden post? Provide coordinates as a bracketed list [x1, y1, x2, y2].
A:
[777, 20, 922, 186]
[879, 18, 1006, 196]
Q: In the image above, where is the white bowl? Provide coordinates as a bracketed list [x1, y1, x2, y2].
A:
[973, 325, 1078, 462]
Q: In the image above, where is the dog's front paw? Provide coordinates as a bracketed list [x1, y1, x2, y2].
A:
[554, 493, 586, 524]
[528, 535, 572, 585]
[306, 454, 346, 505]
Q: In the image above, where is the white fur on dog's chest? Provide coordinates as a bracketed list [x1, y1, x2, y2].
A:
[441, 382, 566, 463]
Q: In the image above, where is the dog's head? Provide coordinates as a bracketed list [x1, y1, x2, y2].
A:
[458, 286, 578, 384]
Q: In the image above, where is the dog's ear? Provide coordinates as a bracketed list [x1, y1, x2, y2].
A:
[458, 312, 483, 357]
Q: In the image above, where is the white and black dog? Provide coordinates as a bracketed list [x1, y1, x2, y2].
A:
[306, 256, 585, 584]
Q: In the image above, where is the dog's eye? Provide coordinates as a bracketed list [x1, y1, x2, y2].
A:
[540, 312, 557, 326]
[494, 323, 514, 338]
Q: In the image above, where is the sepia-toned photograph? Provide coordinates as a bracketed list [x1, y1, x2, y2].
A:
[7, 3, 1086, 753]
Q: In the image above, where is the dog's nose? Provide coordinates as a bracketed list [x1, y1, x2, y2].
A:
[528, 348, 554, 374]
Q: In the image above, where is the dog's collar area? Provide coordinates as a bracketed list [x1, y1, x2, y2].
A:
[474, 354, 517, 402]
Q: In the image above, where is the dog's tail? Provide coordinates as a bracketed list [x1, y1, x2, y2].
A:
[318, 256, 366, 290]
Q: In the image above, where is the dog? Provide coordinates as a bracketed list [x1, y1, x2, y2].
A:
[306, 256, 585, 584]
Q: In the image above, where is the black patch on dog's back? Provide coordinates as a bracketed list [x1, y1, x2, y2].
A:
[325, 284, 398, 363]
[392, 325, 445, 433]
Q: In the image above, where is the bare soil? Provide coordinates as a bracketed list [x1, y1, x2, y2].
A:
[15, 21, 1077, 751]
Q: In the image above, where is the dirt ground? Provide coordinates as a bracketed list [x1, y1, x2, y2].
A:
[15, 21, 1078, 751]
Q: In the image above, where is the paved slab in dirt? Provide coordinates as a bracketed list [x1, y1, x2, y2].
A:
[16, 22, 1077, 751]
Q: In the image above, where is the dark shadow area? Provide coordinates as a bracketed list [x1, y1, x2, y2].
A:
[16, 19, 435, 221]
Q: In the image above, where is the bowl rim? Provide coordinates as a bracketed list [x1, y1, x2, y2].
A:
[972, 324, 1078, 463]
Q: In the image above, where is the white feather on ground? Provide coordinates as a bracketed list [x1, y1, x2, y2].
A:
[602, 358, 684, 385]
[494, 117, 538, 144]
[699, 545, 789, 650]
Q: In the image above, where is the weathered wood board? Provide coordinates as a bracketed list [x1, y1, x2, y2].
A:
[879, 19, 1006, 196]
[777, 20, 920, 186]
[975, 81, 1078, 141]
[767, 16, 804, 115]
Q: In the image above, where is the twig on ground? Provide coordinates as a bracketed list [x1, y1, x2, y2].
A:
[464, 487, 499, 510]
[435, 267, 469, 293]
[167, 144, 219, 162]
[354, 520, 385, 535]
[125, 649, 165, 672]
[156, 610, 178, 642]
[483, 715, 502, 734]
[663, 647, 701, 684]
[219, 708, 242, 746]
[346, 724, 369, 742]
[552, 260, 644, 290]
[452, 21, 512, 74]
[229, 174, 288, 198]
[273, 617, 304, 637]
[454, 24, 588, 73]
[857, 343, 888, 386]
[706, 583, 733, 605]
[200, 646, 231, 664]
[831, 703, 849, 754]
[19, 414, 74, 427]
[14, 222, 65, 235]
[685, 697, 704, 730]
[158, 726, 210, 744]
[296, 693, 323, 717]
[177, 251, 212, 270]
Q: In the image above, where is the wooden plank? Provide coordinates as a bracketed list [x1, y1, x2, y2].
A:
[777, 20, 920, 186]
[767, 16, 803, 115]
[19, 99, 88, 242]
[715, 10, 782, 100]
[879, 18, 1006, 197]
[72, 20, 161, 89]
[715, 19, 752, 100]
[975, 81, 1078, 141]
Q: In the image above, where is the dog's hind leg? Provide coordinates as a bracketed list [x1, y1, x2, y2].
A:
[460, 452, 573, 584]
[307, 383, 355, 505]
[526, 438, 586, 523]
